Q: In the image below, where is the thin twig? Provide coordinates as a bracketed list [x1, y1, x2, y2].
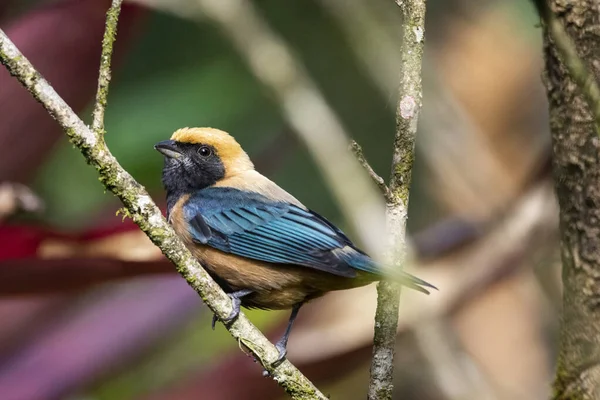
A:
[350, 140, 392, 201]
[0, 29, 327, 400]
[533, 0, 600, 135]
[368, 1, 427, 399]
[92, 0, 122, 134]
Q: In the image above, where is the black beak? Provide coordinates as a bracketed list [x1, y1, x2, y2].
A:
[154, 140, 182, 159]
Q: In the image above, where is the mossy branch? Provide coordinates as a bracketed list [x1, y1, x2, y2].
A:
[0, 26, 327, 400]
[367, 1, 427, 399]
[91, 0, 122, 135]
[533, 0, 600, 137]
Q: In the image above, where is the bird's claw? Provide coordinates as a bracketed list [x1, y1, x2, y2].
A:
[273, 341, 288, 367]
[211, 290, 250, 330]
[260, 344, 287, 377]
[211, 297, 241, 330]
[222, 301, 241, 324]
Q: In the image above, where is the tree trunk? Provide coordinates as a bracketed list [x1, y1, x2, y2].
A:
[540, 1, 600, 398]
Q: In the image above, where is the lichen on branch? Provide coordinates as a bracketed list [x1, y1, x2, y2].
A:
[92, 0, 123, 135]
[367, 1, 427, 399]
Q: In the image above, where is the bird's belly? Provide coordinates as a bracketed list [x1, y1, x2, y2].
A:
[191, 245, 373, 310]
[242, 288, 325, 310]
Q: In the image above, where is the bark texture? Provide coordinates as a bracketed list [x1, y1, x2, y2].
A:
[540, 1, 600, 398]
[368, 1, 426, 399]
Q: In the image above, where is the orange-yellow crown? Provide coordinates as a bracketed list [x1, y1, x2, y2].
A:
[170, 127, 253, 176]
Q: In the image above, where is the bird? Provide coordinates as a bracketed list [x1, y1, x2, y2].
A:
[155, 127, 436, 366]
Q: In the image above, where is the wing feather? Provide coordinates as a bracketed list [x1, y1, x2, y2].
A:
[184, 187, 359, 277]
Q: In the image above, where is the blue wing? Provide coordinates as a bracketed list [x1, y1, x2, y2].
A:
[183, 187, 377, 278]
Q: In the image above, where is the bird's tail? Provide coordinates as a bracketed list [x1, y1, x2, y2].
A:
[341, 249, 437, 294]
[391, 270, 437, 295]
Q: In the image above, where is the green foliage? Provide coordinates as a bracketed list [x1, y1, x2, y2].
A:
[34, 13, 282, 227]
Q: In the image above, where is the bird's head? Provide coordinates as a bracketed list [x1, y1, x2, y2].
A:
[155, 127, 254, 194]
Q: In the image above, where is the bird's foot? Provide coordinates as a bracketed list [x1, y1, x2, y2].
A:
[211, 289, 253, 330]
[273, 339, 288, 367]
[211, 302, 239, 330]
[260, 336, 289, 377]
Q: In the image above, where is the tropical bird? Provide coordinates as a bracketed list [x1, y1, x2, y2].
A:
[155, 127, 435, 365]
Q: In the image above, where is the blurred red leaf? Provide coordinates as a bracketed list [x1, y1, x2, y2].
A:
[0, 257, 172, 295]
[0, 218, 174, 295]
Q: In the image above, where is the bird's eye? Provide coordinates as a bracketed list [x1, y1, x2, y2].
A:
[197, 146, 212, 157]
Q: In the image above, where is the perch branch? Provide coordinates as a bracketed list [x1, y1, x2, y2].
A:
[0, 29, 327, 400]
[368, 1, 427, 399]
[92, 0, 122, 134]
[350, 140, 392, 201]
